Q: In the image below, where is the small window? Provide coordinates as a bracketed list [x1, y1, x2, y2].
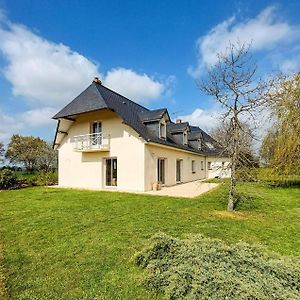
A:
[191, 160, 196, 173]
[201, 161, 204, 170]
[159, 122, 166, 139]
[208, 161, 212, 170]
[183, 132, 188, 145]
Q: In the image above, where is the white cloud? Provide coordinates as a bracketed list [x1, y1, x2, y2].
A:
[189, 6, 300, 77]
[178, 108, 223, 131]
[0, 24, 100, 106]
[0, 17, 169, 108]
[20, 107, 57, 127]
[103, 68, 165, 103]
[0, 110, 24, 141]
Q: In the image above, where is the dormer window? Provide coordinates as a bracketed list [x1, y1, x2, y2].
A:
[183, 131, 188, 145]
[159, 121, 166, 139]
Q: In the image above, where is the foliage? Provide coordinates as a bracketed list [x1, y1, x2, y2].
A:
[0, 169, 17, 190]
[0, 142, 4, 163]
[135, 233, 300, 300]
[200, 42, 273, 211]
[261, 73, 300, 174]
[5, 135, 57, 172]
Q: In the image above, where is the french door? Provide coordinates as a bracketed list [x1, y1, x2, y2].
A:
[106, 158, 117, 186]
[176, 159, 182, 183]
[157, 158, 166, 184]
[91, 121, 102, 145]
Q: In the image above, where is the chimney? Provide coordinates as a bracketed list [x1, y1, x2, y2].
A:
[93, 77, 102, 84]
[176, 118, 182, 124]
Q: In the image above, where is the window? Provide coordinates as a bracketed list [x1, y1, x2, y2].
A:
[201, 161, 204, 170]
[222, 161, 225, 169]
[191, 160, 196, 173]
[105, 158, 117, 186]
[91, 121, 102, 145]
[208, 161, 212, 170]
[157, 158, 166, 184]
[159, 121, 166, 139]
[183, 131, 188, 145]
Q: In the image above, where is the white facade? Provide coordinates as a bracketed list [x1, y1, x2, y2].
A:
[57, 109, 230, 192]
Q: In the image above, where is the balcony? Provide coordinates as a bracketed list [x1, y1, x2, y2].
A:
[73, 133, 110, 152]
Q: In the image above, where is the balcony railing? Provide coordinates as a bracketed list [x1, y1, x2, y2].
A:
[73, 133, 110, 152]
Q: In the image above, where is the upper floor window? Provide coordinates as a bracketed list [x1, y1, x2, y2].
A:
[183, 131, 188, 145]
[208, 161, 212, 170]
[159, 121, 166, 139]
[191, 160, 196, 173]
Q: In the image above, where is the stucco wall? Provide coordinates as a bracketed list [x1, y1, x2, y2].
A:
[58, 110, 145, 191]
[206, 157, 231, 178]
[144, 144, 207, 190]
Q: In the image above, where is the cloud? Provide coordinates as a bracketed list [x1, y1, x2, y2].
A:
[178, 107, 223, 131]
[0, 17, 170, 107]
[188, 6, 300, 77]
[20, 107, 57, 127]
[0, 110, 24, 141]
[0, 23, 100, 106]
[103, 68, 165, 103]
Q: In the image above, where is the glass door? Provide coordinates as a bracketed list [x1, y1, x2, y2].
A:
[176, 159, 182, 183]
[157, 158, 165, 184]
[106, 158, 117, 186]
[91, 122, 102, 146]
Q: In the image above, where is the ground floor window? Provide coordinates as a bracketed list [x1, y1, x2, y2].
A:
[191, 160, 196, 173]
[208, 161, 212, 170]
[157, 158, 166, 184]
[176, 159, 182, 182]
[106, 158, 117, 186]
[201, 161, 204, 170]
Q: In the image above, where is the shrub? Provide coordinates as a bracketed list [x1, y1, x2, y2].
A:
[135, 233, 300, 299]
[0, 169, 18, 190]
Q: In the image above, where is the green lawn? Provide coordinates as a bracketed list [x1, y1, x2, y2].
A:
[0, 182, 299, 299]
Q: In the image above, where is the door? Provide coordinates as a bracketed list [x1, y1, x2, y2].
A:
[91, 122, 102, 146]
[157, 158, 165, 184]
[176, 159, 182, 183]
[106, 158, 117, 186]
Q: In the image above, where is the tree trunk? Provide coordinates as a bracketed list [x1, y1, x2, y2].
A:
[228, 113, 238, 212]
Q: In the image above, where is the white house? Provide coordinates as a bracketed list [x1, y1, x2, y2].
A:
[53, 78, 230, 192]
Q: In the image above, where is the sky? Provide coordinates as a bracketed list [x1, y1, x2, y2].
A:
[0, 0, 300, 144]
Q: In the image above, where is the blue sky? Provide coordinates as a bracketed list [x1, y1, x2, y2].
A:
[0, 0, 300, 143]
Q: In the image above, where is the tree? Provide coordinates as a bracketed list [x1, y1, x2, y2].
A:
[38, 142, 58, 172]
[5, 135, 57, 172]
[260, 73, 300, 174]
[200, 42, 272, 211]
[210, 121, 258, 168]
[0, 142, 4, 163]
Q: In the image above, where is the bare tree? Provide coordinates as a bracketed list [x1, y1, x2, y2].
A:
[200, 42, 271, 211]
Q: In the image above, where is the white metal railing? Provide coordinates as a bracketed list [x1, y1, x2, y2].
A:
[73, 133, 110, 151]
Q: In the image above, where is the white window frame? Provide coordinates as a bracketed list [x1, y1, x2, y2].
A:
[191, 160, 196, 174]
[208, 161, 212, 170]
[159, 120, 166, 139]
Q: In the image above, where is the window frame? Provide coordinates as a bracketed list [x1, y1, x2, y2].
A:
[191, 160, 196, 174]
[208, 161, 212, 170]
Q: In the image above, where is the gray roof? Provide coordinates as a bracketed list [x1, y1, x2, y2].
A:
[53, 82, 224, 156]
[138, 108, 169, 123]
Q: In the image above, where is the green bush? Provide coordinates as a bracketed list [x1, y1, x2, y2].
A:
[24, 172, 58, 187]
[135, 233, 300, 299]
[0, 169, 18, 190]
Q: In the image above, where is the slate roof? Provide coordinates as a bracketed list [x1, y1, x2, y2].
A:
[167, 122, 189, 133]
[138, 108, 169, 123]
[53, 81, 224, 156]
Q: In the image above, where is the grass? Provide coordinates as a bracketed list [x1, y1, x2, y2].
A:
[0, 182, 299, 299]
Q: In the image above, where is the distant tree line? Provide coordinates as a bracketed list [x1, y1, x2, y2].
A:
[0, 134, 57, 172]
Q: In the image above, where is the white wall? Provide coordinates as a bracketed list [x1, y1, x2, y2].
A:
[144, 144, 207, 190]
[206, 157, 231, 178]
[58, 110, 146, 191]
